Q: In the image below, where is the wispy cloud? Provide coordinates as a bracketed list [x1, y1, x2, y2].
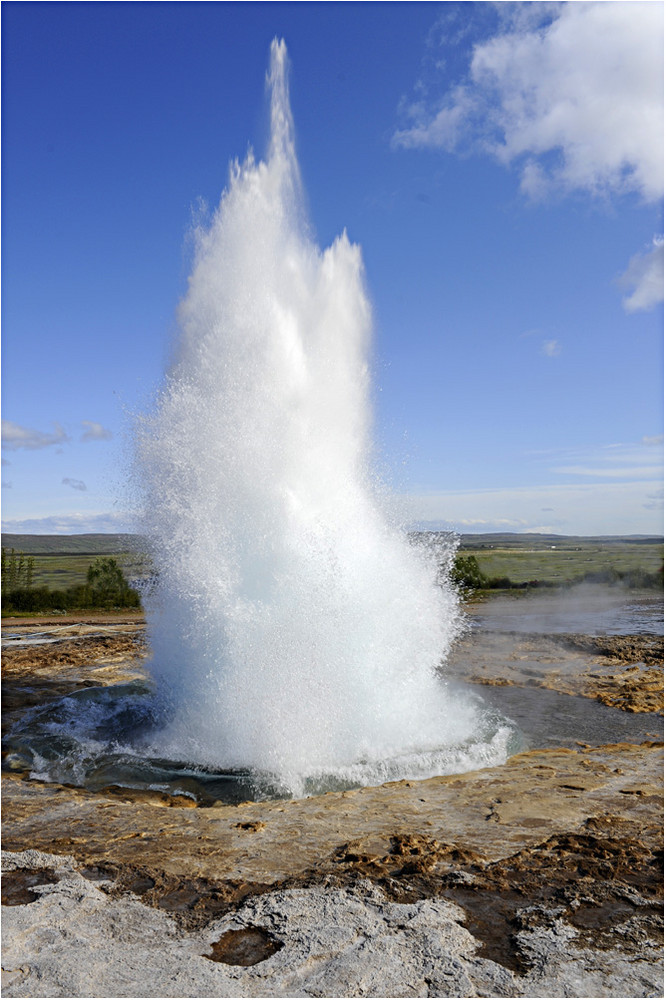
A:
[552, 465, 661, 479]
[401, 480, 663, 536]
[401, 436, 664, 535]
[547, 439, 663, 482]
[81, 420, 113, 442]
[619, 237, 664, 313]
[1, 420, 69, 451]
[542, 339, 561, 358]
[62, 477, 87, 492]
[643, 487, 664, 512]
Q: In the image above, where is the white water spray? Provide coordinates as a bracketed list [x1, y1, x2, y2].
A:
[136, 41, 509, 793]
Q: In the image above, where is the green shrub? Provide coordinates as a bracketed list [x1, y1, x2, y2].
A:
[450, 554, 487, 591]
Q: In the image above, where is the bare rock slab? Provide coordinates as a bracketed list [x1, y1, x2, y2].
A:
[2, 848, 662, 998]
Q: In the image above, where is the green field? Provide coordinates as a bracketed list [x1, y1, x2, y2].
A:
[2, 535, 149, 591]
[2, 531, 663, 592]
[418, 532, 663, 589]
[466, 542, 663, 586]
[23, 552, 148, 590]
[1, 533, 139, 555]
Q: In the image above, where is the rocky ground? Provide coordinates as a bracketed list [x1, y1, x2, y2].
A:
[1, 618, 663, 998]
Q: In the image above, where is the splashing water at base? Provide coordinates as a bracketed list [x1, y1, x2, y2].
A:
[126, 40, 515, 796]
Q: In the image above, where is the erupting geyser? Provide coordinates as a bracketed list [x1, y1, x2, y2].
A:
[135, 41, 510, 795]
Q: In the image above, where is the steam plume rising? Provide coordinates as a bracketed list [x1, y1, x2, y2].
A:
[135, 40, 502, 792]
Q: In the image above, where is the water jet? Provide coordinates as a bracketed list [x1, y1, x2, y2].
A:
[131, 39, 516, 795]
[3, 41, 519, 801]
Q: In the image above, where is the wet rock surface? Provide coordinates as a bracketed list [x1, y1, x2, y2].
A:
[1, 866, 59, 906]
[1, 628, 148, 736]
[2, 740, 663, 997]
[1, 620, 663, 997]
[449, 628, 664, 713]
[206, 927, 285, 966]
[562, 632, 664, 666]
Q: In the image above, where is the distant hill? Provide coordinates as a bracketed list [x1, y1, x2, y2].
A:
[455, 532, 664, 549]
[2, 530, 662, 557]
[1, 533, 144, 555]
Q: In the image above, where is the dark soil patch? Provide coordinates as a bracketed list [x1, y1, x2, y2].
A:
[319, 828, 664, 975]
[99, 863, 274, 930]
[89, 824, 662, 974]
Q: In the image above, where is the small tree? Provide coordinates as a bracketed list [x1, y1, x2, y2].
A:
[86, 557, 133, 608]
[2, 548, 35, 594]
[450, 554, 487, 591]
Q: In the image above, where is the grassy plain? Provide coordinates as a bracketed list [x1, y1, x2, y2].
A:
[2, 534, 137, 555]
[25, 553, 147, 590]
[465, 542, 663, 586]
[2, 532, 663, 593]
[2, 535, 148, 591]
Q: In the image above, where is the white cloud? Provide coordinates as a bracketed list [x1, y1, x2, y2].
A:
[643, 487, 664, 511]
[619, 237, 664, 313]
[62, 477, 87, 492]
[401, 480, 663, 536]
[0, 511, 138, 534]
[81, 420, 113, 442]
[552, 465, 661, 479]
[394, 2, 664, 203]
[542, 339, 561, 358]
[1, 420, 69, 451]
[394, 85, 475, 152]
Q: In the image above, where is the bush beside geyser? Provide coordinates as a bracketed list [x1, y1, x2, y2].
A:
[136, 40, 509, 793]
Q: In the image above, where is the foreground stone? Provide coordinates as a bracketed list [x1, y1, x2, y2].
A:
[2, 740, 663, 998]
[2, 841, 662, 999]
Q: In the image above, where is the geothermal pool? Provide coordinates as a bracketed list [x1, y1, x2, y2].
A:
[2, 675, 520, 804]
[3, 595, 661, 805]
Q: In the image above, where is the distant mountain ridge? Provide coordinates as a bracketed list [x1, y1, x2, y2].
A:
[2, 531, 662, 556]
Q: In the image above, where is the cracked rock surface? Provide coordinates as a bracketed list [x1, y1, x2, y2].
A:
[2, 847, 662, 999]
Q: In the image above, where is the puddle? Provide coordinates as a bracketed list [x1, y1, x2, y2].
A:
[467, 589, 663, 636]
[459, 683, 663, 750]
[1, 868, 59, 905]
[205, 927, 284, 966]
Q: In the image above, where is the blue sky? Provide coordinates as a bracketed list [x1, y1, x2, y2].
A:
[2, 1, 663, 536]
